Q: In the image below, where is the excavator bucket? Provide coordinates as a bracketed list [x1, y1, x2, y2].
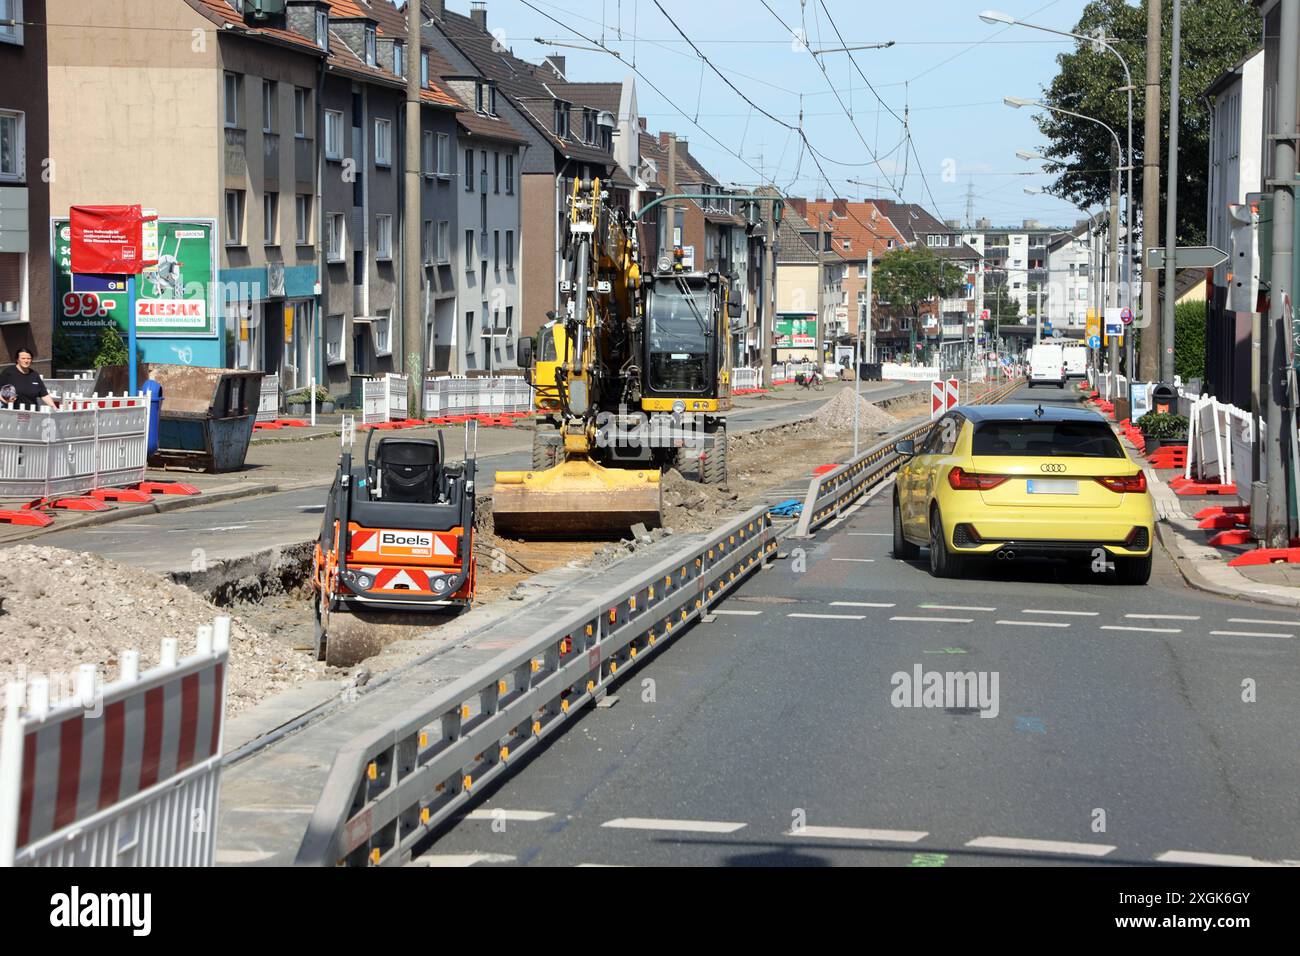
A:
[492, 459, 662, 539]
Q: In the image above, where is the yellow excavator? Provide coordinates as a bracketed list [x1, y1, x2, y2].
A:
[492, 178, 742, 538]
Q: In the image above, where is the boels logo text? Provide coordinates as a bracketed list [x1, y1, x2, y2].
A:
[379, 530, 433, 558]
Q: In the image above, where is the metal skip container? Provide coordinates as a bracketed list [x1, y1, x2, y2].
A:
[92, 364, 264, 471]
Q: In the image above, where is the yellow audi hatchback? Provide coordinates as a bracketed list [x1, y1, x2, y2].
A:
[891, 404, 1155, 584]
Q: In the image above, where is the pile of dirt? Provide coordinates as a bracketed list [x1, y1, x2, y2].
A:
[0, 545, 332, 717]
[812, 388, 898, 432]
[661, 467, 742, 533]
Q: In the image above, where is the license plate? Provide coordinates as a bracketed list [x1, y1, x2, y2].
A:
[1026, 479, 1077, 495]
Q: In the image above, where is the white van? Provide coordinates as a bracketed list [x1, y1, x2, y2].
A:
[1028, 343, 1067, 389]
[1062, 342, 1088, 378]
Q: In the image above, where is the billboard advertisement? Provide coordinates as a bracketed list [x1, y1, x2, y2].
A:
[53, 217, 217, 340]
[775, 315, 816, 348]
[69, 204, 151, 274]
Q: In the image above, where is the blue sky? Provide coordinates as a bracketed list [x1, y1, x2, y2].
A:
[482, 0, 1101, 228]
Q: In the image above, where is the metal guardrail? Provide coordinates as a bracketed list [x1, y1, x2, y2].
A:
[295, 507, 776, 866]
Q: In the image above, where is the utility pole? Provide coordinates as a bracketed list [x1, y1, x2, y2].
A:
[855, 247, 873, 457]
[816, 213, 827, 368]
[1160, 0, 1182, 384]
[762, 208, 775, 388]
[402, 0, 424, 415]
[1265, 0, 1298, 548]
[1108, 143, 1121, 396]
[665, 133, 678, 261]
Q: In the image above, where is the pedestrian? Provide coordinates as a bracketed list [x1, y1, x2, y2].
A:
[0, 347, 58, 409]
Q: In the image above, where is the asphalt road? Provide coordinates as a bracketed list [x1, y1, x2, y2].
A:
[29, 381, 924, 573]
[413, 381, 1300, 867]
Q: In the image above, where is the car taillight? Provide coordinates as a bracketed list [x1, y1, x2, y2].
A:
[1095, 473, 1147, 493]
[948, 467, 1008, 490]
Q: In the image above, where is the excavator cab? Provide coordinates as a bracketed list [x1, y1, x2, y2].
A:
[312, 425, 477, 665]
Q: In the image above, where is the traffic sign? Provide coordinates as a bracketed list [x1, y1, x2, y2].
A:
[1146, 245, 1229, 271]
[1087, 334, 1101, 349]
[1103, 307, 1123, 336]
[1051, 328, 1062, 338]
[1120, 307, 1133, 325]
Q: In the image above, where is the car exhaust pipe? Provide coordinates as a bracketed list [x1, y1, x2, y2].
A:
[996, 549, 1016, 561]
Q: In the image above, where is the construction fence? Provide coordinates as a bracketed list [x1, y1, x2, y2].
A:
[360, 373, 534, 425]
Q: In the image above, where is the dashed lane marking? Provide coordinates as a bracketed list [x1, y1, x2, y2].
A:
[890, 616, 973, 624]
[712, 609, 764, 616]
[1155, 850, 1300, 867]
[1210, 630, 1295, 639]
[601, 817, 746, 834]
[787, 826, 928, 843]
[848, 532, 892, 537]
[920, 604, 995, 612]
[1020, 609, 1098, 616]
[831, 558, 875, 563]
[463, 809, 555, 822]
[1229, 617, 1300, 627]
[966, 836, 1116, 858]
[1100, 625, 1182, 634]
[414, 853, 518, 867]
[215, 849, 278, 864]
[831, 601, 895, 608]
[788, 612, 866, 621]
[995, 619, 1071, 628]
[1124, 613, 1200, 621]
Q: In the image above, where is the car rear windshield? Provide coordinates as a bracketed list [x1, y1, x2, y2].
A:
[972, 420, 1124, 458]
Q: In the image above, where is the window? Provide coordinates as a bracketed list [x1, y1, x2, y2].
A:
[553, 101, 570, 139]
[464, 230, 474, 270]
[505, 153, 514, 194]
[224, 190, 245, 246]
[376, 214, 393, 259]
[263, 192, 278, 245]
[326, 213, 344, 260]
[841, 238, 851, 250]
[420, 51, 429, 88]
[394, 41, 405, 78]
[493, 152, 500, 193]
[480, 150, 487, 192]
[422, 130, 434, 174]
[436, 132, 449, 176]
[0, 0, 24, 45]
[489, 86, 497, 116]
[973, 420, 1122, 459]
[505, 230, 514, 270]
[295, 195, 313, 245]
[261, 80, 276, 132]
[437, 221, 449, 263]
[374, 308, 391, 355]
[374, 118, 392, 166]
[464, 148, 474, 191]
[324, 110, 343, 159]
[582, 109, 596, 144]
[294, 88, 310, 138]
[364, 24, 377, 67]
[326, 314, 345, 364]
[493, 230, 500, 271]
[475, 82, 485, 113]
[0, 110, 23, 181]
[315, 8, 329, 50]
[224, 72, 242, 128]
[422, 220, 434, 263]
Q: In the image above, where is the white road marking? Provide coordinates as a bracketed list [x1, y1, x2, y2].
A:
[788, 612, 866, 621]
[921, 604, 995, 612]
[602, 817, 746, 834]
[1124, 613, 1200, 621]
[1155, 850, 1300, 868]
[226, 805, 316, 814]
[1210, 630, 1295, 639]
[787, 826, 928, 843]
[831, 601, 896, 608]
[1228, 617, 1300, 627]
[995, 619, 1071, 629]
[712, 609, 764, 616]
[1101, 625, 1182, 634]
[849, 532, 892, 537]
[416, 852, 518, 867]
[831, 558, 875, 563]
[215, 849, 278, 863]
[890, 616, 973, 624]
[463, 809, 555, 822]
[966, 836, 1116, 857]
[1020, 609, 1099, 616]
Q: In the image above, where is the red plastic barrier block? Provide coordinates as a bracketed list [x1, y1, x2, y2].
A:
[38, 496, 111, 512]
[1228, 547, 1300, 567]
[1199, 513, 1247, 530]
[1209, 529, 1255, 547]
[277, 419, 309, 427]
[1172, 481, 1238, 497]
[0, 509, 54, 527]
[1194, 505, 1249, 520]
[90, 487, 154, 504]
[134, 481, 201, 496]
[812, 463, 840, 476]
[253, 421, 283, 430]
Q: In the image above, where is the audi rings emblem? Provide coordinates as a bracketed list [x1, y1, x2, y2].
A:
[1040, 463, 1067, 473]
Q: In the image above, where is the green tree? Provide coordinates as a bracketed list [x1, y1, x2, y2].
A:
[874, 246, 966, 362]
[1173, 299, 1206, 381]
[1033, 0, 1260, 246]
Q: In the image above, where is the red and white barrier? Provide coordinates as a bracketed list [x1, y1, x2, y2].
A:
[930, 378, 959, 419]
[0, 618, 229, 867]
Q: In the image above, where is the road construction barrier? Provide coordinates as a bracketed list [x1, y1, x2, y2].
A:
[295, 507, 775, 866]
[882, 363, 942, 382]
[0, 394, 150, 501]
[360, 374, 409, 425]
[0, 619, 230, 867]
[44, 373, 97, 399]
[423, 376, 533, 419]
[732, 367, 761, 392]
[256, 372, 280, 422]
[1178, 393, 1244, 490]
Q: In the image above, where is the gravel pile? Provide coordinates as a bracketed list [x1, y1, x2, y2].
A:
[812, 388, 898, 432]
[0, 545, 331, 716]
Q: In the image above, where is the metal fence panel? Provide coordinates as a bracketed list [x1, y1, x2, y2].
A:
[256, 373, 280, 422]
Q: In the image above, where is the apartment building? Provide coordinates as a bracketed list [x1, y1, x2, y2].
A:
[0, 0, 50, 373]
[774, 201, 843, 363]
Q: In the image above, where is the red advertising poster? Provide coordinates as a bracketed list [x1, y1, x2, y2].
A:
[69, 205, 153, 274]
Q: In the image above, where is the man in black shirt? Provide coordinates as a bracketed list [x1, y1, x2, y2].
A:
[0, 347, 58, 409]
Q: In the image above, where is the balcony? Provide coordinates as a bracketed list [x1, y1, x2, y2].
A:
[939, 298, 970, 313]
